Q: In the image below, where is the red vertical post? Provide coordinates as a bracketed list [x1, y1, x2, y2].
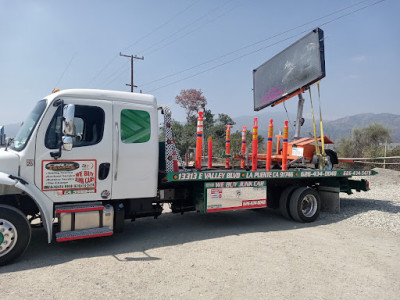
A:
[225, 125, 231, 169]
[241, 126, 247, 169]
[172, 151, 179, 172]
[252, 118, 258, 171]
[282, 120, 289, 171]
[266, 119, 274, 171]
[195, 111, 204, 170]
[208, 137, 213, 169]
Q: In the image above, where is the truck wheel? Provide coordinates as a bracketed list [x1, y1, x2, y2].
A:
[279, 186, 297, 220]
[289, 187, 320, 223]
[0, 205, 31, 266]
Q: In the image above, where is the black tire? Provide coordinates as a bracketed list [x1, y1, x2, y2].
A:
[315, 149, 338, 170]
[289, 187, 321, 223]
[0, 205, 31, 266]
[325, 149, 338, 165]
[279, 186, 297, 220]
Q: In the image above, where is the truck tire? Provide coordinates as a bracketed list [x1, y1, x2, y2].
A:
[279, 186, 297, 220]
[289, 187, 321, 223]
[0, 205, 31, 266]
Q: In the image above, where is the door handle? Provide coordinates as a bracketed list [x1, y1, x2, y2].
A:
[114, 122, 119, 181]
[98, 163, 110, 180]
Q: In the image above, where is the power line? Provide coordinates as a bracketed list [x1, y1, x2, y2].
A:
[86, 55, 119, 88]
[146, 0, 386, 92]
[147, 32, 306, 92]
[101, 61, 128, 84]
[54, 52, 76, 89]
[103, 63, 130, 88]
[137, 0, 234, 54]
[139, 0, 374, 88]
[142, 0, 244, 56]
[123, 0, 201, 51]
[319, 0, 385, 27]
[86, 0, 200, 88]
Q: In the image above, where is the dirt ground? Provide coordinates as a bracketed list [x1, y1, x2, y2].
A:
[1, 169, 399, 299]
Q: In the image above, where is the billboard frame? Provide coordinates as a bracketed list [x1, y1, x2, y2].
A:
[253, 28, 325, 111]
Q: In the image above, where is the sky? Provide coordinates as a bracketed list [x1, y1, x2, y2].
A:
[0, 0, 399, 126]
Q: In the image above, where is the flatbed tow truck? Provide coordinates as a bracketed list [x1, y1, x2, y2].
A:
[0, 88, 374, 266]
[0, 28, 375, 265]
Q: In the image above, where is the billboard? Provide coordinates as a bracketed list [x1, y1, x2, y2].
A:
[253, 28, 325, 111]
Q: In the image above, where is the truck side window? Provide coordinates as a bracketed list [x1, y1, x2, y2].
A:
[45, 105, 105, 149]
[120, 109, 151, 143]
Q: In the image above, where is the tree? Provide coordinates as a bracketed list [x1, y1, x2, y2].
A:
[175, 89, 207, 122]
[336, 123, 391, 158]
[159, 108, 265, 167]
[216, 113, 235, 126]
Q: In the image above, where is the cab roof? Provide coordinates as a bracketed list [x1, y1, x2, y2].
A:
[47, 89, 157, 107]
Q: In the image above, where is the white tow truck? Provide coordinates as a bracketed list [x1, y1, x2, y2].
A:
[0, 89, 373, 265]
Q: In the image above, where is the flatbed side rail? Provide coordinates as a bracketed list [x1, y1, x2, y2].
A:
[166, 169, 377, 182]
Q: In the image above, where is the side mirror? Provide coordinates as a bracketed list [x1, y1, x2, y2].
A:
[63, 104, 75, 136]
[62, 136, 73, 151]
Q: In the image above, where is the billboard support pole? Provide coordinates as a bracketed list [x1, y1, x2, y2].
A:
[294, 93, 305, 140]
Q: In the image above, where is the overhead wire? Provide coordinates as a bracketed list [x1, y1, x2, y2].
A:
[147, 31, 306, 92]
[139, 0, 375, 88]
[54, 52, 77, 89]
[144, 0, 245, 56]
[95, 0, 240, 89]
[103, 62, 131, 88]
[94, 60, 128, 89]
[137, 0, 234, 54]
[123, 0, 201, 51]
[86, 0, 201, 88]
[146, 0, 386, 92]
[105, 66, 131, 88]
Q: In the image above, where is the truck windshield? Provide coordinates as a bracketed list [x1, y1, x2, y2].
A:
[11, 100, 47, 151]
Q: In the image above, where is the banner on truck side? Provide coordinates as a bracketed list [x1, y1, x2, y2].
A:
[42, 160, 97, 192]
[205, 181, 267, 212]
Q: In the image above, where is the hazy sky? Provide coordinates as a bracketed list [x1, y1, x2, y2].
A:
[0, 0, 399, 125]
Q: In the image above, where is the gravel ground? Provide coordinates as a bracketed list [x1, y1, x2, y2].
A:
[320, 168, 400, 234]
[1, 168, 399, 299]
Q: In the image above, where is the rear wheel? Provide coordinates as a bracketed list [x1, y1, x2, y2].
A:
[289, 187, 321, 222]
[0, 205, 31, 266]
[279, 186, 297, 220]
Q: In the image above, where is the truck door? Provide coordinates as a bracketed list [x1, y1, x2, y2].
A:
[112, 101, 158, 199]
[34, 98, 113, 202]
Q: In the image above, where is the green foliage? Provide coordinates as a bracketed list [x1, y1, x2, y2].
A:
[335, 123, 400, 170]
[160, 108, 265, 162]
[336, 123, 391, 158]
[170, 120, 196, 155]
[216, 113, 235, 126]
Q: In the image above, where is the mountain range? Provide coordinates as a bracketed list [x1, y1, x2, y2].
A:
[1, 123, 21, 140]
[233, 113, 400, 143]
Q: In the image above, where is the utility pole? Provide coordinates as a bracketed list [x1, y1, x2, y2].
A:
[119, 52, 144, 92]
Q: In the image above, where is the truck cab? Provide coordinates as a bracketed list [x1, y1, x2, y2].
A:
[0, 89, 161, 264]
